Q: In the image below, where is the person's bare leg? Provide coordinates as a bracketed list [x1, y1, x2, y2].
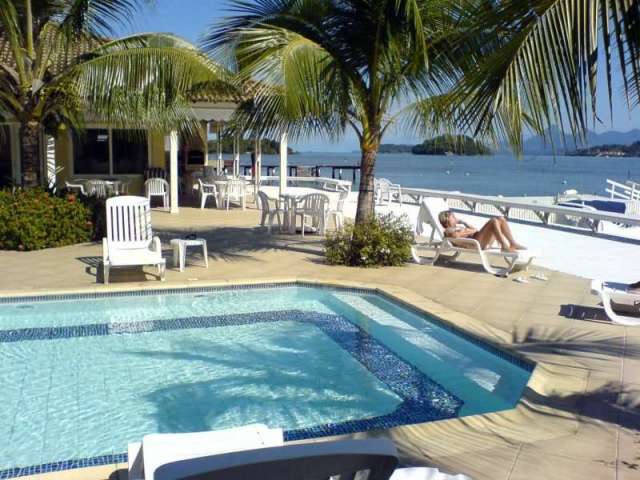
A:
[496, 216, 526, 249]
[473, 219, 513, 251]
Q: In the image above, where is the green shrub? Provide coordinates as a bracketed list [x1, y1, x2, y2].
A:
[325, 214, 413, 267]
[0, 188, 93, 251]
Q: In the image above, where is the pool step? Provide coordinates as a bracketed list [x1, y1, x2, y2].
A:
[323, 292, 519, 414]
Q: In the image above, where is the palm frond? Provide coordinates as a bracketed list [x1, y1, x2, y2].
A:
[455, 0, 640, 152]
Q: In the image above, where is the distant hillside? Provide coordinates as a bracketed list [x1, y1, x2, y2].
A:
[523, 127, 640, 154]
[412, 135, 491, 155]
[379, 144, 413, 153]
[380, 135, 490, 155]
[568, 141, 640, 157]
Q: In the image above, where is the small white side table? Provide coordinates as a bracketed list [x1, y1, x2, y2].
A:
[170, 238, 209, 272]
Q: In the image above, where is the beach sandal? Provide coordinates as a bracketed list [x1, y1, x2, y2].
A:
[513, 276, 530, 284]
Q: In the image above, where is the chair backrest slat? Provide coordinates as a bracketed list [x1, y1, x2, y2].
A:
[145, 178, 169, 196]
[106, 196, 153, 248]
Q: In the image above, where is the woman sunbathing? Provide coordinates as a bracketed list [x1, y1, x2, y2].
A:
[438, 210, 526, 252]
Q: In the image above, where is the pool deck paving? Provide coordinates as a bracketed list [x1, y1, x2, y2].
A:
[0, 206, 638, 480]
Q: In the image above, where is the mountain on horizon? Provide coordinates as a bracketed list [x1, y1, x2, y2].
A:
[522, 126, 640, 154]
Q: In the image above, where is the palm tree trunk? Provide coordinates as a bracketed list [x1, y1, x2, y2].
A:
[355, 145, 377, 224]
[19, 121, 41, 187]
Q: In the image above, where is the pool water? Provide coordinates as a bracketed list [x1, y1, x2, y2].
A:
[0, 285, 533, 477]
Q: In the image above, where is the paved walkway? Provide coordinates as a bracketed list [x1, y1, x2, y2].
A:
[0, 207, 638, 480]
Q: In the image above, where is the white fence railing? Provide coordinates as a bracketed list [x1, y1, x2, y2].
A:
[259, 176, 352, 193]
[606, 179, 640, 201]
[400, 187, 640, 233]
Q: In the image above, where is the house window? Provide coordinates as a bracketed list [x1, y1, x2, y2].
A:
[0, 126, 12, 186]
[74, 128, 147, 175]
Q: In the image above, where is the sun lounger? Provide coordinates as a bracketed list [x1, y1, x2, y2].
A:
[102, 196, 165, 284]
[128, 424, 284, 480]
[411, 198, 534, 277]
[591, 280, 640, 326]
[147, 436, 471, 480]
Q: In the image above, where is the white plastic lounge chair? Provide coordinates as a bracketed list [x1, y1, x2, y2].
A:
[198, 179, 218, 209]
[128, 424, 284, 480]
[144, 437, 471, 480]
[145, 178, 170, 209]
[102, 196, 165, 284]
[295, 193, 330, 237]
[258, 191, 284, 233]
[411, 198, 534, 277]
[591, 280, 640, 326]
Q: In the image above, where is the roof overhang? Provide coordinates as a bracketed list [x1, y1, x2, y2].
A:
[190, 102, 238, 123]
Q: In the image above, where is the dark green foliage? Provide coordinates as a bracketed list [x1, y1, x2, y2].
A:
[325, 214, 413, 267]
[411, 135, 491, 155]
[0, 188, 93, 251]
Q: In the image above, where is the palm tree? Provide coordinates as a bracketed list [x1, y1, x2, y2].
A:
[0, 0, 234, 187]
[207, 0, 458, 224]
[437, 0, 640, 152]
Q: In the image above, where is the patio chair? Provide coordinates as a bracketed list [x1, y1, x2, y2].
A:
[223, 179, 246, 210]
[198, 179, 219, 209]
[86, 179, 108, 198]
[258, 191, 285, 233]
[145, 178, 170, 209]
[411, 198, 534, 277]
[591, 280, 640, 326]
[375, 178, 403, 207]
[65, 181, 86, 196]
[102, 196, 165, 284]
[328, 188, 349, 230]
[295, 193, 330, 237]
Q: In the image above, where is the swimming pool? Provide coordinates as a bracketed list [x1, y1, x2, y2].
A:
[0, 284, 533, 478]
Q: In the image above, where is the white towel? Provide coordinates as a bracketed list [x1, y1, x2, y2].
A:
[390, 467, 472, 480]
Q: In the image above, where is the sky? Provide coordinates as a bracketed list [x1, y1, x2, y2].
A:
[122, 0, 640, 152]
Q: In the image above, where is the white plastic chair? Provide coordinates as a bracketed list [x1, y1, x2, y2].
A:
[328, 188, 349, 230]
[591, 280, 640, 326]
[295, 193, 330, 237]
[102, 196, 165, 284]
[198, 179, 218, 209]
[258, 191, 285, 233]
[65, 181, 86, 196]
[86, 180, 108, 198]
[224, 179, 246, 210]
[145, 178, 170, 209]
[411, 198, 534, 276]
[375, 178, 403, 206]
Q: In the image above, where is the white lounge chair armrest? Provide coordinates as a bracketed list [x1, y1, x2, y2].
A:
[590, 279, 604, 295]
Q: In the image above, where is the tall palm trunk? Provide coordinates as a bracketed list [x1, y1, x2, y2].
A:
[19, 121, 41, 187]
[355, 141, 378, 224]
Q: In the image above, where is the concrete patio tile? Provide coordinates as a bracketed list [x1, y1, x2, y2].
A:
[617, 428, 640, 479]
[432, 444, 521, 480]
[509, 446, 616, 480]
